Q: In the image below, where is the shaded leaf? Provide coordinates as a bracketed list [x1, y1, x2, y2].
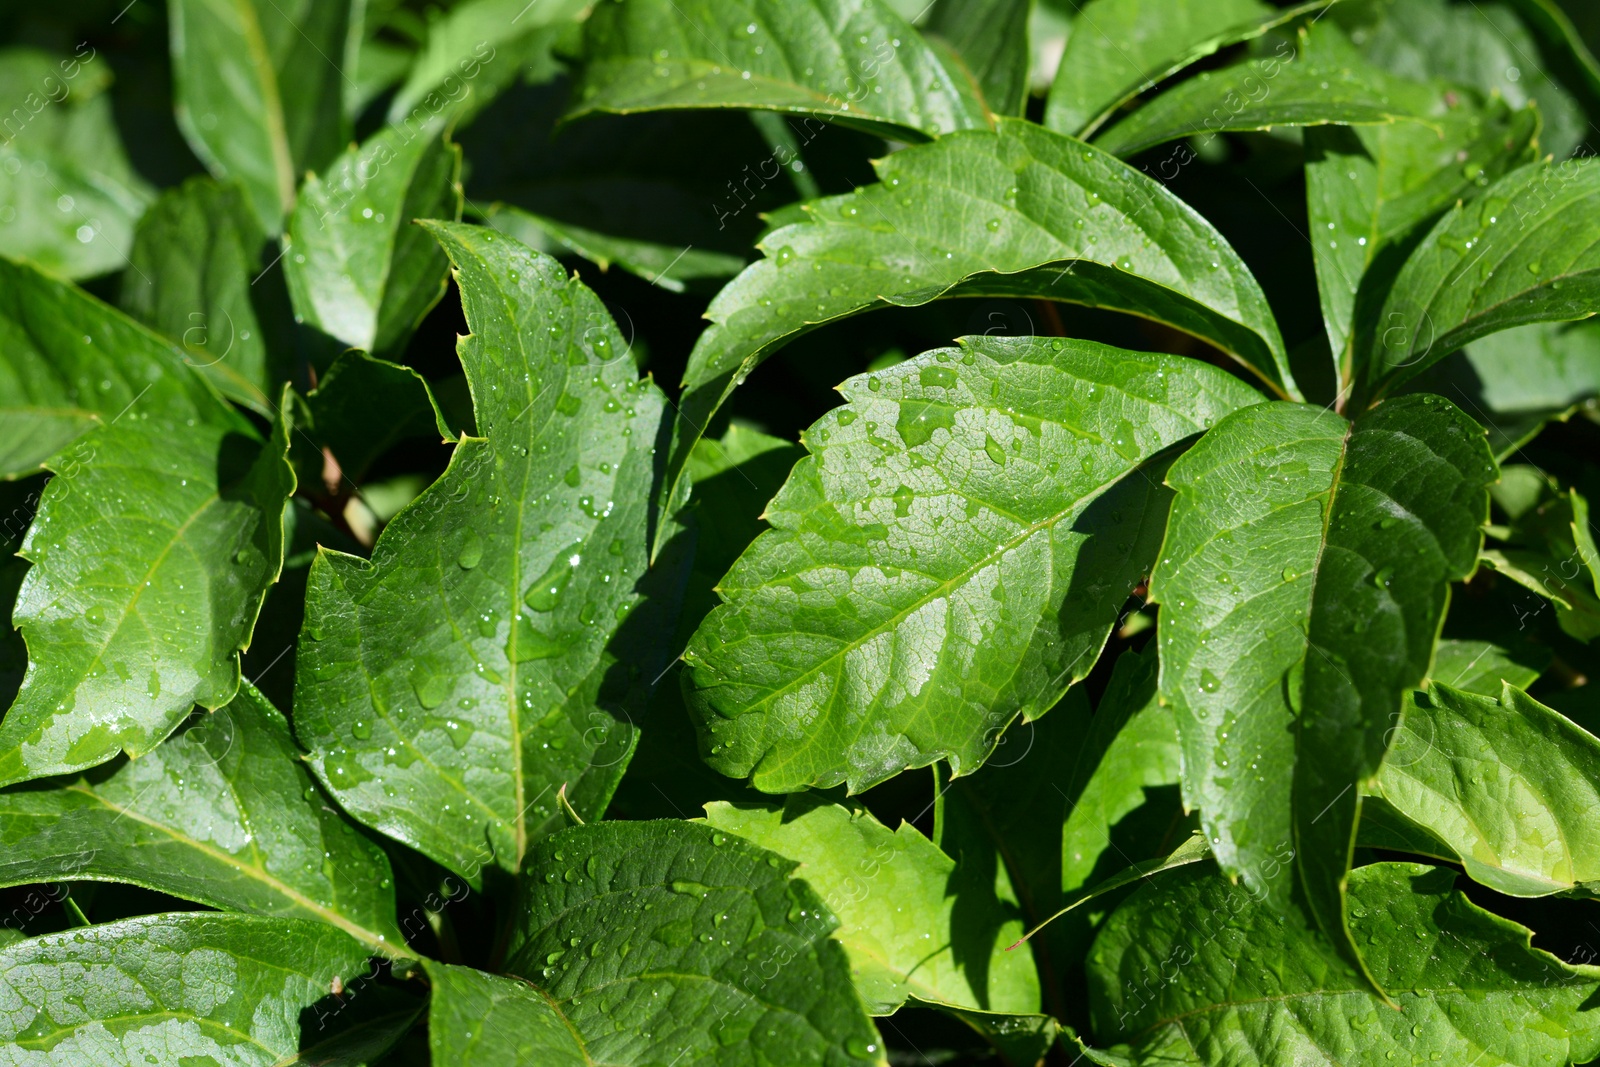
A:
[1367, 159, 1600, 401]
[284, 123, 462, 355]
[926, 0, 1033, 116]
[1018, 832, 1209, 946]
[169, 0, 356, 231]
[684, 336, 1262, 793]
[1150, 395, 1495, 976]
[1042, 0, 1319, 139]
[1088, 862, 1600, 1065]
[704, 794, 1038, 1015]
[0, 682, 402, 955]
[120, 176, 290, 414]
[293, 223, 678, 883]
[503, 820, 887, 1065]
[1427, 636, 1547, 695]
[1481, 482, 1600, 641]
[0, 913, 376, 1064]
[670, 116, 1293, 530]
[1372, 682, 1600, 897]
[1094, 24, 1441, 159]
[912, 1001, 1060, 1067]
[424, 961, 587, 1065]
[487, 203, 746, 294]
[0, 47, 153, 278]
[299, 350, 454, 488]
[569, 0, 992, 141]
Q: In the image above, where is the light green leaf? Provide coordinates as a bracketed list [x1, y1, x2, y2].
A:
[568, 0, 992, 141]
[387, 0, 588, 125]
[1087, 862, 1600, 1066]
[0, 272, 295, 787]
[0, 913, 378, 1065]
[1306, 94, 1540, 390]
[1371, 682, 1600, 897]
[284, 123, 462, 355]
[0, 682, 402, 955]
[0, 256, 223, 479]
[424, 961, 587, 1065]
[300, 350, 454, 487]
[1150, 395, 1495, 974]
[503, 820, 887, 1066]
[169, 0, 356, 232]
[1094, 23, 1441, 159]
[684, 336, 1262, 793]
[703, 794, 1038, 1016]
[1367, 159, 1600, 400]
[0, 47, 153, 279]
[926, 0, 1033, 116]
[1401, 321, 1600, 458]
[293, 223, 678, 883]
[1427, 637, 1547, 695]
[1043, 0, 1321, 139]
[669, 116, 1293, 530]
[487, 203, 746, 294]
[120, 176, 289, 415]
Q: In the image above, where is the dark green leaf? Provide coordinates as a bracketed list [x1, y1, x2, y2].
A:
[568, 0, 992, 141]
[0, 913, 377, 1063]
[120, 176, 289, 415]
[300, 350, 454, 487]
[293, 223, 677, 883]
[684, 336, 1261, 793]
[1088, 862, 1600, 1065]
[1371, 682, 1600, 897]
[1094, 24, 1441, 159]
[926, 0, 1033, 116]
[503, 820, 887, 1065]
[284, 124, 462, 356]
[1150, 395, 1495, 976]
[912, 1001, 1061, 1067]
[424, 961, 587, 1065]
[0, 682, 403, 955]
[1305, 94, 1540, 390]
[1481, 482, 1600, 641]
[0, 47, 153, 278]
[1042, 0, 1321, 139]
[487, 204, 746, 294]
[669, 116, 1294, 528]
[1367, 160, 1600, 401]
[169, 0, 356, 232]
[704, 794, 1038, 1015]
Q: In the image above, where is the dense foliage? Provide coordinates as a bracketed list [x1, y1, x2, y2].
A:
[3, 0, 1600, 1063]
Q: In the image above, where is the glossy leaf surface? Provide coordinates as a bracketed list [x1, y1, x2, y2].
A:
[685, 336, 1261, 793]
[293, 223, 675, 883]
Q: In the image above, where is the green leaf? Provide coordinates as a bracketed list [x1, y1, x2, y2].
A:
[0, 256, 224, 479]
[293, 223, 677, 883]
[1370, 682, 1600, 898]
[169, 0, 356, 232]
[487, 203, 746, 294]
[1087, 862, 1600, 1065]
[1503, 0, 1600, 128]
[568, 0, 992, 141]
[1480, 482, 1600, 641]
[1400, 321, 1600, 458]
[1367, 159, 1600, 400]
[1093, 24, 1442, 159]
[0, 274, 295, 787]
[1427, 637, 1547, 695]
[1305, 95, 1540, 390]
[0, 47, 153, 279]
[300, 350, 454, 487]
[703, 794, 1038, 1015]
[424, 961, 587, 1065]
[1042, 0, 1320, 139]
[926, 0, 1033, 116]
[503, 820, 886, 1065]
[0, 682, 402, 955]
[1149, 395, 1495, 973]
[387, 0, 588, 126]
[684, 336, 1262, 793]
[120, 176, 290, 415]
[670, 116, 1294, 527]
[1481, 548, 1600, 641]
[0, 913, 378, 1064]
[912, 1001, 1061, 1067]
[284, 123, 463, 355]
[1020, 832, 1210, 948]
